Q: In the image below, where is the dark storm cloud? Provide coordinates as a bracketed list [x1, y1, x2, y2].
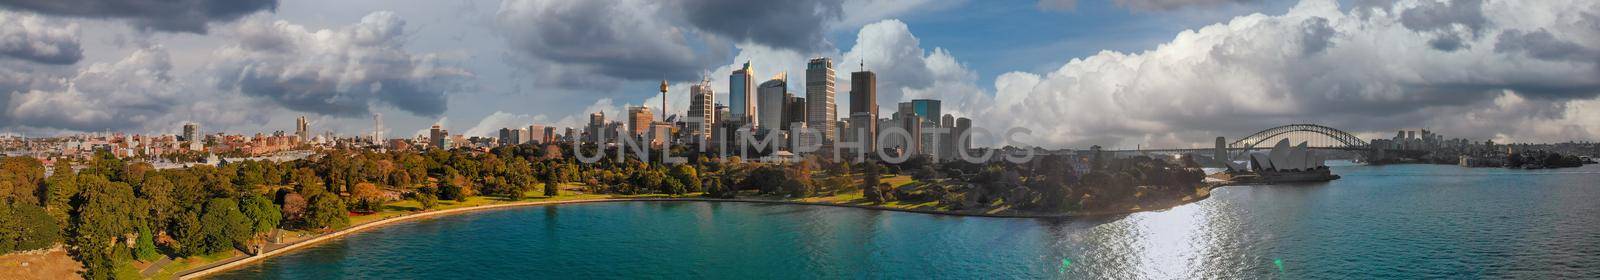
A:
[675, 0, 844, 52]
[495, 0, 710, 84]
[0, 11, 83, 64]
[1399, 0, 1487, 51]
[0, 0, 277, 33]
[212, 12, 467, 118]
[1300, 17, 1335, 55]
[1496, 29, 1600, 63]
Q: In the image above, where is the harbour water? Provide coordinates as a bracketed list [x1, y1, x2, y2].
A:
[213, 163, 1600, 279]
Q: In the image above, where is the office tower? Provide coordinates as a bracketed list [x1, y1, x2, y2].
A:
[850, 69, 877, 152]
[729, 62, 755, 126]
[955, 117, 972, 154]
[183, 122, 203, 151]
[911, 99, 942, 126]
[806, 58, 836, 144]
[587, 112, 606, 143]
[628, 106, 653, 138]
[758, 72, 788, 132]
[430, 124, 448, 149]
[688, 78, 714, 142]
[182, 122, 199, 142]
[785, 97, 806, 133]
[715, 104, 729, 124]
[499, 128, 519, 147]
[372, 113, 384, 143]
[650, 123, 673, 147]
[295, 116, 310, 140]
[940, 114, 956, 160]
[902, 115, 922, 156]
[529, 125, 547, 144]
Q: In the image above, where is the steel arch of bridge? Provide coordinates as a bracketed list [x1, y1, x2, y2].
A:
[1228, 124, 1368, 150]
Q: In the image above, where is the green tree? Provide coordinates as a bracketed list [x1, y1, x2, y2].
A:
[68, 175, 138, 280]
[133, 226, 159, 261]
[0, 201, 61, 254]
[43, 160, 78, 223]
[304, 193, 349, 230]
[137, 175, 175, 230]
[414, 186, 439, 210]
[197, 198, 249, 254]
[669, 165, 701, 194]
[169, 209, 204, 256]
[239, 195, 282, 246]
[543, 171, 561, 197]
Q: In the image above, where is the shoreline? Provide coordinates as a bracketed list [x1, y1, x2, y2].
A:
[177, 191, 1213, 279]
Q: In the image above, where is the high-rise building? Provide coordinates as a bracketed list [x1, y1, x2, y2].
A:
[911, 99, 942, 126]
[429, 124, 448, 149]
[715, 104, 729, 125]
[757, 72, 788, 132]
[955, 117, 972, 156]
[628, 106, 653, 138]
[729, 62, 756, 126]
[182, 122, 199, 142]
[939, 114, 956, 160]
[785, 96, 806, 133]
[295, 116, 310, 141]
[182, 122, 202, 151]
[587, 112, 606, 143]
[687, 78, 715, 142]
[849, 69, 877, 152]
[529, 125, 547, 144]
[499, 128, 520, 147]
[806, 57, 836, 146]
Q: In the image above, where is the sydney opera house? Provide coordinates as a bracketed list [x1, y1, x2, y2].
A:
[1218, 139, 1340, 184]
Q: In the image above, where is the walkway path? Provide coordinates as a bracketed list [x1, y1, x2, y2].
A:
[138, 256, 172, 278]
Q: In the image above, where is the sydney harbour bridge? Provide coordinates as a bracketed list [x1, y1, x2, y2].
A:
[1108, 124, 1424, 162]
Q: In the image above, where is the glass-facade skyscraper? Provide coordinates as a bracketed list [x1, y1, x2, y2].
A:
[729, 62, 756, 126]
[806, 58, 836, 145]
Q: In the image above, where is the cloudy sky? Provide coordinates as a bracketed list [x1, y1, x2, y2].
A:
[0, 0, 1596, 149]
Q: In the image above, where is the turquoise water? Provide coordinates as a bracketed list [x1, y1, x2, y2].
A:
[213, 164, 1600, 279]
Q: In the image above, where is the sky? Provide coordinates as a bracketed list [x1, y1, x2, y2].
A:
[0, 0, 1597, 149]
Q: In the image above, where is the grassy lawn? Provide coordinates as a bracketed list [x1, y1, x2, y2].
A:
[142, 250, 239, 280]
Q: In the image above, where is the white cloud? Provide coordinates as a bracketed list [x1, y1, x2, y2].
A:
[8, 46, 179, 131]
[967, 0, 1600, 148]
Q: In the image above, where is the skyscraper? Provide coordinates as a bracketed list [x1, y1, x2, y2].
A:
[911, 99, 942, 126]
[687, 78, 714, 142]
[587, 112, 606, 143]
[729, 62, 756, 126]
[529, 125, 547, 144]
[182, 122, 202, 151]
[757, 72, 788, 132]
[849, 69, 877, 152]
[295, 116, 309, 141]
[628, 106, 653, 138]
[806, 57, 836, 145]
[182, 122, 199, 142]
[785, 96, 806, 133]
[429, 124, 448, 149]
[499, 128, 519, 147]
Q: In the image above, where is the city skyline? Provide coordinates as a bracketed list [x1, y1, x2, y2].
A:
[0, 0, 1597, 150]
